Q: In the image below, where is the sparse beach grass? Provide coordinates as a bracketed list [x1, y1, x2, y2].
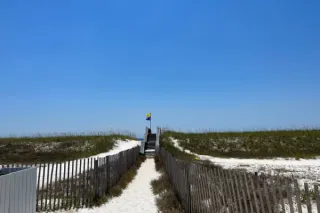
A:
[161, 128, 320, 159]
[0, 131, 136, 163]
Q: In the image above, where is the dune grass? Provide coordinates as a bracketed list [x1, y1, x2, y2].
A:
[160, 134, 197, 162]
[0, 131, 137, 164]
[161, 128, 320, 159]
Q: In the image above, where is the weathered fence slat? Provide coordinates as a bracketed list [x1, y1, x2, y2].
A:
[234, 171, 244, 213]
[106, 156, 110, 192]
[94, 159, 99, 199]
[66, 160, 70, 210]
[285, 178, 295, 213]
[270, 176, 279, 213]
[82, 158, 86, 207]
[294, 180, 303, 213]
[62, 161, 67, 209]
[243, 172, 254, 213]
[49, 162, 54, 210]
[75, 159, 79, 207]
[88, 157, 92, 206]
[77, 159, 82, 208]
[304, 183, 312, 213]
[68, 160, 75, 209]
[36, 163, 40, 211]
[276, 175, 286, 213]
[229, 170, 240, 213]
[263, 181, 272, 213]
[249, 173, 260, 213]
[45, 162, 50, 210]
[40, 163, 45, 211]
[314, 185, 320, 213]
[256, 174, 266, 213]
[57, 161, 62, 210]
[217, 168, 227, 212]
[53, 161, 59, 211]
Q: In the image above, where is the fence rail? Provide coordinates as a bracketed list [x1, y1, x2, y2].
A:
[0, 146, 140, 212]
[158, 147, 320, 213]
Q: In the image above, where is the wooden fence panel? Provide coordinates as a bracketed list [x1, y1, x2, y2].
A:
[157, 147, 320, 213]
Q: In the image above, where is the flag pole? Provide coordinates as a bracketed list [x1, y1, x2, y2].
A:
[150, 113, 152, 131]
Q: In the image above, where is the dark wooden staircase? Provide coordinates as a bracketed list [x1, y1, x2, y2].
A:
[144, 133, 156, 157]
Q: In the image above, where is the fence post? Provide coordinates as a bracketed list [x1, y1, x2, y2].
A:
[155, 127, 160, 153]
[185, 163, 192, 213]
[94, 159, 99, 200]
[106, 156, 110, 192]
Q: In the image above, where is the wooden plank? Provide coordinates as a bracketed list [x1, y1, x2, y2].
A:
[270, 176, 279, 213]
[103, 157, 106, 194]
[199, 165, 209, 213]
[105, 157, 108, 193]
[294, 180, 303, 213]
[304, 183, 312, 213]
[238, 172, 249, 213]
[276, 175, 285, 213]
[82, 159, 86, 207]
[229, 170, 237, 213]
[62, 161, 67, 209]
[106, 156, 110, 192]
[217, 168, 227, 212]
[53, 161, 59, 211]
[57, 161, 62, 210]
[84, 158, 88, 207]
[234, 171, 245, 213]
[314, 185, 320, 213]
[249, 173, 260, 213]
[190, 165, 198, 213]
[36, 163, 41, 212]
[94, 159, 99, 199]
[74, 159, 78, 208]
[263, 182, 272, 213]
[40, 163, 46, 211]
[49, 162, 55, 210]
[285, 178, 295, 213]
[208, 168, 217, 212]
[89, 157, 93, 206]
[44, 162, 50, 210]
[70, 160, 75, 209]
[243, 173, 254, 213]
[256, 175, 265, 213]
[223, 169, 234, 212]
[100, 158, 104, 195]
[77, 159, 82, 208]
[86, 158, 90, 207]
[229, 170, 239, 213]
[207, 168, 217, 213]
[185, 164, 192, 213]
[66, 160, 70, 210]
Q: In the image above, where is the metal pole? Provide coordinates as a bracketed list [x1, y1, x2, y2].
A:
[149, 113, 152, 131]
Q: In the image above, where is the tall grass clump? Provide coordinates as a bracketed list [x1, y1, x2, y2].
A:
[0, 131, 137, 163]
[161, 128, 320, 159]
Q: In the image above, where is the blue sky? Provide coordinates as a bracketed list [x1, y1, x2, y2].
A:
[1, 0, 319, 137]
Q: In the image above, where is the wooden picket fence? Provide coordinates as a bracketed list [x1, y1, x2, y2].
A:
[0, 146, 140, 212]
[158, 147, 320, 213]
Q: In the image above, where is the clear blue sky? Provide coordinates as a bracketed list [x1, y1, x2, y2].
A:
[1, 0, 319, 137]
